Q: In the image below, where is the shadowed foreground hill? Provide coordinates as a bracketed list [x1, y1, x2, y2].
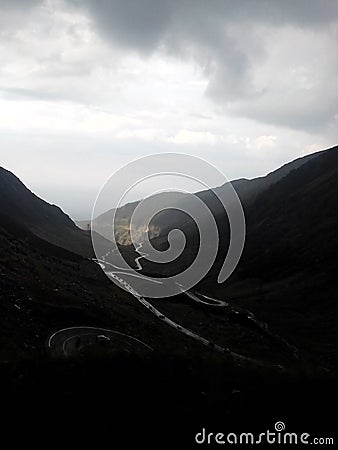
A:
[0, 152, 337, 444]
[0, 214, 336, 444]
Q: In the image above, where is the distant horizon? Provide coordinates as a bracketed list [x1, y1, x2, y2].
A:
[3, 143, 332, 221]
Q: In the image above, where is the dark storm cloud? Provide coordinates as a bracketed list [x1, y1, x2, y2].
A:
[70, 0, 338, 51]
[2, 0, 338, 133]
[66, 0, 338, 132]
[69, 0, 173, 52]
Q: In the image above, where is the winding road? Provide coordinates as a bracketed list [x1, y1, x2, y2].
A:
[48, 241, 299, 367]
[48, 326, 153, 358]
[94, 243, 298, 367]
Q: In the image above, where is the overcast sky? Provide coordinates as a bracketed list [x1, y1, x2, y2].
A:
[1, 0, 338, 218]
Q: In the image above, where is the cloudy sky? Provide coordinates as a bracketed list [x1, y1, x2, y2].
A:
[1, 0, 338, 218]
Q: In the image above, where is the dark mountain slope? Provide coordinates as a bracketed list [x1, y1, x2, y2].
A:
[135, 146, 338, 369]
[225, 147, 321, 204]
[82, 146, 324, 245]
[0, 217, 193, 361]
[197, 146, 338, 369]
[238, 144, 338, 280]
[152, 146, 326, 235]
[0, 167, 104, 257]
[146, 145, 338, 273]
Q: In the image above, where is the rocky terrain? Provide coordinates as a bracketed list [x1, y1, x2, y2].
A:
[0, 148, 337, 444]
